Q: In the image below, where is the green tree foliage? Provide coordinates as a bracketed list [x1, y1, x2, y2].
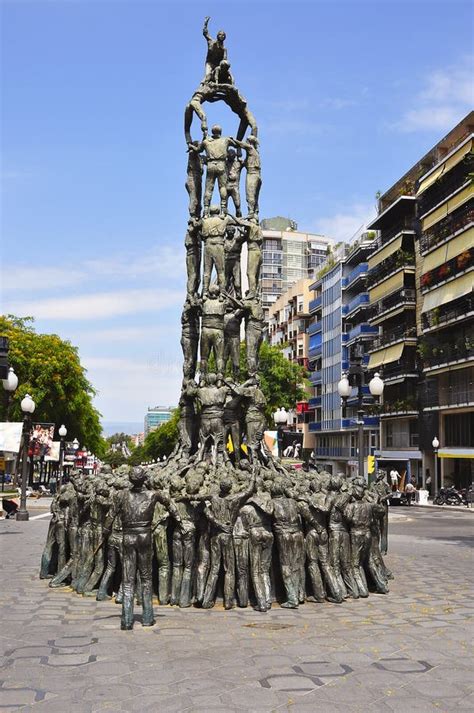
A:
[106, 432, 133, 446]
[102, 450, 128, 468]
[239, 342, 308, 423]
[128, 444, 145, 466]
[144, 409, 180, 460]
[0, 315, 105, 456]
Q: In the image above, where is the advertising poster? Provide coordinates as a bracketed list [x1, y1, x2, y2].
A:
[0, 422, 23, 453]
[29, 423, 55, 458]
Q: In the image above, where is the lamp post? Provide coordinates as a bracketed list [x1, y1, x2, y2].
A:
[58, 424, 67, 491]
[432, 436, 439, 496]
[338, 359, 384, 480]
[273, 407, 288, 458]
[16, 394, 35, 521]
[2, 367, 18, 421]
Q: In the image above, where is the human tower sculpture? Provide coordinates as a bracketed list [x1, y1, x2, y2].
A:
[40, 19, 394, 630]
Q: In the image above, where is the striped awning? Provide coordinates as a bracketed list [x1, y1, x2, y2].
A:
[421, 272, 473, 313]
[369, 271, 405, 303]
[417, 138, 473, 195]
[422, 183, 474, 231]
[368, 342, 404, 369]
[368, 237, 403, 270]
[422, 227, 474, 273]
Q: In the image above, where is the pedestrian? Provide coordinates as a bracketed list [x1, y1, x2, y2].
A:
[405, 480, 416, 506]
[389, 468, 399, 492]
[425, 470, 432, 496]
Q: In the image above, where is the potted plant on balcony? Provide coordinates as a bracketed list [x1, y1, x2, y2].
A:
[421, 272, 432, 288]
[457, 250, 471, 270]
[431, 307, 440, 326]
[438, 263, 451, 280]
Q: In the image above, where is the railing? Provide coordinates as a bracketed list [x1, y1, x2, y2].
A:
[309, 396, 322, 408]
[373, 217, 416, 249]
[422, 383, 474, 408]
[309, 370, 322, 383]
[309, 296, 322, 312]
[367, 251, 415, 288]
[309, 422, 322, 432]
[307, 320, 322, 336]
[342, 416, 379, 428]
[309, 345, 322, 359]
[313, 447, 352, 458]
[381, 361, 418, 379]
[420, 202, 474, 254]
[384, 435, 419, 449]
[381, 399, 418, 415]
[371, 324, 416, 350]
[342, 262, 368, 288]
[343, 293, 370, 316]
[418, 161, 473, 217]
[371, 288, 416, 316]
[422, 294, 474, 331]
[346, 323, 379, 342]
[421, 248, 473, 291]
[423, 346, 474, 369]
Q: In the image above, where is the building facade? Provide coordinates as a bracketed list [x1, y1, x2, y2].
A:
[366, 112, 474, 490]
[260, 217, 333, 317]
[307, 233, 379, 476]
[144, 406, 173, 436]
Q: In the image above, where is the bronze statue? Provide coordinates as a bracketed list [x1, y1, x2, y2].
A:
[226, 148, 243, 216]
[202, 17, 227, 85]
[189, 127, 239, 216]
[198, 284, 225, 380]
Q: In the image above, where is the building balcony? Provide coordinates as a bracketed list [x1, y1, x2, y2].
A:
[369, 324, 417, 351]
[418, 160, 473, 218]
[380, 398, 418, 417]
[381, 361, 419, 382]
[342, 262, 368, 289]
[307, 320, 322, 336]
[313, 447, 352, 459]
[368, 195, 417, 232]
[346, 323, 379, 344]
[369, 217, 417, 253]
[422, 346, 474, 373]
[367, 252, 415, 289]
[309, 370, 322, 384]
[370, 287, 416, 322]
[309, 345, 322, 360]
[309, 296, 322, 313]
[309, 396, 321, 408]
[422, 383, 474, 410]
[422, 293, 474, 333]
[421, 250, 473, 292]
[420, 202, 474, 255]
[309, 422, 322, 432]
[343, 292, 370, 317]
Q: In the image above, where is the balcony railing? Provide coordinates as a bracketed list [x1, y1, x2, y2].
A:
[309, 370, 322, 384]
[346, 323, 379, 342]
[373, 217, 417, 249]
[418, 161, 473, 217]
[309, 345, 322, 359]
[307, 321, 322, 336]
[380, 398, 418, 415]
[342, 416, 379, 428]
[309, 296, 322, 312]
[420, 202, 474, 254]
[421, 248, 473, 291]
[381, 361, 418, 379]
[313, 447, 352, 458]
[371, 288, 416, 317]
[422, 345, 474, 370]
[308, 396, 322, 408]
[342, 262, 368, 288]
[422, 294, 474, 332]
[343, 293, 370, 316]
[309, 422, 322, 432]
[367, 251, 415, 288]
[370, 324, 416, 350]
[422, 383, 474, 409]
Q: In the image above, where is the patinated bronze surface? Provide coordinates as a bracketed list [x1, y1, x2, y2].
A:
[40, 18, 394, 630]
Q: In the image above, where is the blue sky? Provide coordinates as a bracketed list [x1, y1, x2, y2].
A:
[1, 0, 473, 427]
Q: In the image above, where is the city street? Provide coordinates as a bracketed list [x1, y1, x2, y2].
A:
[0, 508, 473, 713]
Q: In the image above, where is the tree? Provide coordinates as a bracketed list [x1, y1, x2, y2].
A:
[106, 432, 133, 447]
[144, 409, 180, 460]
[242, 342, 308, 423]
[0, 315, 105, 456]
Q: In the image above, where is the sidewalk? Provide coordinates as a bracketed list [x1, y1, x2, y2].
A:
[412, 501, 474, 513]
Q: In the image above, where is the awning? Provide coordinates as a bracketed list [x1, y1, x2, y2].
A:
[417, 138, 473, 195]
[368, 236, 403, 270]
[368, 342, 404, 369]
[369, 270, 405, 303]
[421, 272, 474, 313]
[422, 227, 474, 273]
[422, 183, 474, 231]
[375, 450, 422, 460]
[438, 447, 474, 459]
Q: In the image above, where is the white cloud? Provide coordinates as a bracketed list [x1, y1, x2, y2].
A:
[2, 266, 87, 292]
[5, 287, 183, 321]
[316, 202, 376, 243]
[394, 56, 474, 133]
[79, 324, 181, 343]
[85, 244, 185, 280]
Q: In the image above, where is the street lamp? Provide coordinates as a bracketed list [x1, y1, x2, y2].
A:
[2, 366, 19, 422]
[273, 407, 288, 458]
[338, 354, 384, 480]
[16, 394, 35, 521]
[432, 436, 440, 496]
[58, 424, 67, 490]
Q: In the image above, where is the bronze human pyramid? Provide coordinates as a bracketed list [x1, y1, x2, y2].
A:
[40, 19, 394, 629]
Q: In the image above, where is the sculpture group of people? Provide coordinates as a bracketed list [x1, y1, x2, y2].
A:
[40, 460, 393, 629]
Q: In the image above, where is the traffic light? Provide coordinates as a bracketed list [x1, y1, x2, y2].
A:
[367, 455, 375, 474]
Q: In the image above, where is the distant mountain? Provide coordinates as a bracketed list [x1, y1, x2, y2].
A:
[101, 421, 143, 437]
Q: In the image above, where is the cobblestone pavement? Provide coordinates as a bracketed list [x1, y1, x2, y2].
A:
[0, 509, 473, 713]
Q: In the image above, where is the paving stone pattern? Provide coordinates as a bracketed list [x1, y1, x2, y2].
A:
[0, 510, 473, 712]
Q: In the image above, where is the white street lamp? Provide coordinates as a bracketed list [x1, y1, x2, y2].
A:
[337, 373, 351, 398]
[72, 438, 79, 450]
[17, 394, 36, 521]
[58, 424, 67, 438]
[432, 436, 439, 449]
[432, 436, 440, 497]
[2, 367, 18, 392]
[58, 425, 67, 490]
[369, 372, 384, 397]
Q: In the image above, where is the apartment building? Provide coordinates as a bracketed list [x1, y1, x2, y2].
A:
[267, 278, 313, 447]
[307, 233, 379, 475]
[144, 406, 174, 436]
[260, 217, 333, 317]
[366, 112, 474, 489]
